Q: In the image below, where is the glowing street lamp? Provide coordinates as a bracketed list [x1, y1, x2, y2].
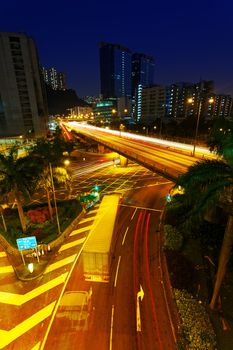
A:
[64, 159, 70, 166]
[187, 97, 214, 156]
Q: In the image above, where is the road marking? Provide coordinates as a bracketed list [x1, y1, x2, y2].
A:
[0, 273, 67, 305]
[31, 341, 41, 350]
[122, 204, 162, 212]
[0, 301, 56, 349]
[79, 216, 98, 224]
[0, 265, 14, 274]
[70, 226, 91, 236]
[136, 285, 144, 332]
[114, 256, 121, 287]
[59, 237, 86, 251]
[45, 254, 76, 273]
[122, 227, 129, 245]
[131, 208, 137, 220]
[109, 305, 114, 350]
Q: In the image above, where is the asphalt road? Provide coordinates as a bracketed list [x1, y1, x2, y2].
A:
[43, 178, 177, 350]
[0, 157, 178, 349]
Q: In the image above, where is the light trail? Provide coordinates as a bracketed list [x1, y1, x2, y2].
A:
[71, 160, 115, 177]
[144, 213, 163, 349]
[66, 121, 214, 156]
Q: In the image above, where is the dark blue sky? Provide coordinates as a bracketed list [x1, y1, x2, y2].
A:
[2, 0, 233, 97]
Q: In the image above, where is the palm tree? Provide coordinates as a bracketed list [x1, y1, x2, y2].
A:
[30, 137, 72, 221]
[0, 147, 42, 233]
[176, 157, 233, 309]
[36, 165, 70, 221]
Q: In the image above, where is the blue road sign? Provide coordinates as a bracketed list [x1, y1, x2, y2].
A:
[16, 236, 37, 251]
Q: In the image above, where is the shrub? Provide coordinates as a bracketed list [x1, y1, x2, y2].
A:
[165, 250, 196, 292]
[174, 289, 217, 350]
[27, 207, 52, 224]
[163, 224, 183, 251]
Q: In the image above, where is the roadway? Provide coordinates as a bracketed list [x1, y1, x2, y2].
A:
[62, 121, 217, 179]
[0, 158, 177, 349]
[42, 177, 177, 350]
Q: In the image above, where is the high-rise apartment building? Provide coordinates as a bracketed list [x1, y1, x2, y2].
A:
[212, 94, 232, 119]
[132, 53, 154, 96]
[0, 32, 48, 138]
[141, 85, 165, 124]
[132, 53, 155, 122]
[99, 42, 132, 98]
[166, 80, 215, 120]
[42, 67, 66, 90]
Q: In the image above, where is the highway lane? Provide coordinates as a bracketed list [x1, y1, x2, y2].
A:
[63, 122, 217, 178]
[43, 180, 176, 350]
[111, 180, 177, 350]
[0, 159, 165, 349]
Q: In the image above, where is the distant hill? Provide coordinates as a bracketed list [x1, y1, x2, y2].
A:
[46, 85, 89, 115]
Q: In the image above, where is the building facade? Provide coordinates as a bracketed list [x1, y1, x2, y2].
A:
[42, 67, 66, 90]
[0, 32, 48, 138]
[132, 53, 155, 122]
[166, 80, 215, 120]
[212, 94, 232, 119]
[99, 42, 132, 98]
[141, 85, 165, 124]
[132, 53, 154, 96]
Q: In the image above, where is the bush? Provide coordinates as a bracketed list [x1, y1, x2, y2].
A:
[0, 199, 83, 247]
[164, 224, 183, 251]
[165, 250, 196, 292]
[27, 207, 52, 224]
[174, 289, 217, 350]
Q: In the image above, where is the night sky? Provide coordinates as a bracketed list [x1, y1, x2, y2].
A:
[2, 0, 233, 98]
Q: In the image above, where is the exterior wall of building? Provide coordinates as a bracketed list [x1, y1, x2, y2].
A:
[132, 53, 154, 96]
[166, 80, 215, 120]
[132, 53, 155, 122]
[0, 32, 48, 138]
[213, 95, 232, 119]
[141, 85, 165, 124]
[99, 42, 132, 98]
[117, 96, 132, 118]
[42, 67, 66, 90]
[93, 99, 117, 121]
[70, 106, 93, 120]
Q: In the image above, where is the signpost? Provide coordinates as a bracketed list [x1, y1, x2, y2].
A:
[16, 236, 38, 265]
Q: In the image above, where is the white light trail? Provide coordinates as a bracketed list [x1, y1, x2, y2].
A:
[66, 121, 214, 156]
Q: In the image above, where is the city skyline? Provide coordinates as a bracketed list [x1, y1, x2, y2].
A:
[1, 0, 233, 97]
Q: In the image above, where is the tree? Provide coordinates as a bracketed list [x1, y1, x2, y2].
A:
[30, 137, 72, 221]
[0, 147, 42, 233]
[175, 157, 233, 309]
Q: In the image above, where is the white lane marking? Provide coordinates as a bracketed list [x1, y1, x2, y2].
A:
[109, 305, 114, 350]
[122, 227, 129, 245]
[114, 256, 121, 287]
[131, 208, 137, 220]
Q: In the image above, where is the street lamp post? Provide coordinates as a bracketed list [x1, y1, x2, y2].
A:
[49, 163, 61, 235]
[187, 97, 214, 156]
[193, 99, 202, 157]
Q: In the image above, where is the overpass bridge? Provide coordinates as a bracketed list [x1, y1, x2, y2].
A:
[61, 121, 216, 181]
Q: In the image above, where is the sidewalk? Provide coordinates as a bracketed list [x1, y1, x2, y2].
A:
[4, 210, 86, 281]
[7, 243, 60, 281]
